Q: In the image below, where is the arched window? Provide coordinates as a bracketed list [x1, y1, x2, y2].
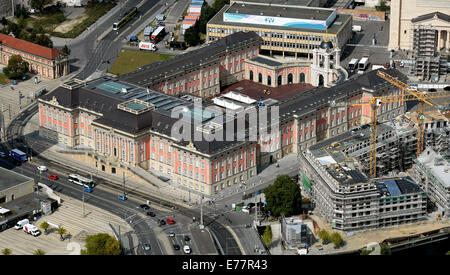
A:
[267, 75, 271, 86]
[288, 73, 293, 84]
[258, 73, 262, 83]
[318, 74, 324, 86]
[249, 71, 254, 81]
[277, 75, 282, 86]
[300, 73, 305, 83]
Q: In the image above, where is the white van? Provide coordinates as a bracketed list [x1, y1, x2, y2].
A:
[14, 219, 29, 230]
[23, 224, 41, 237]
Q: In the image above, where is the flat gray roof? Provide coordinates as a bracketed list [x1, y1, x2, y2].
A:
[227, 2, 334, 21]
[234, 0, 317, 6]
[0, 167, 33, 192]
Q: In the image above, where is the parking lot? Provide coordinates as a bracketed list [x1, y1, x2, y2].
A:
[341, 19, 391, 77]
[0, 193, 132, 255]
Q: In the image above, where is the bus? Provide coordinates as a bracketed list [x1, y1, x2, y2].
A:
[150, 26, 166, 44]
[348, 58, 359, 71]
[68, 174, 95, 188]
[358, 57, 369, 74]
[113, 7, 138, 31]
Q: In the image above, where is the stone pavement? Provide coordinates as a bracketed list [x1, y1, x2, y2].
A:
[0, 193, 132, 255]
[0, 69, 66, 139]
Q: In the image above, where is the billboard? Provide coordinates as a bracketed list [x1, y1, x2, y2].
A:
[223, 10, 336, 30]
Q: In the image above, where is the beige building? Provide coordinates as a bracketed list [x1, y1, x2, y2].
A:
[389, 0, 450, 51]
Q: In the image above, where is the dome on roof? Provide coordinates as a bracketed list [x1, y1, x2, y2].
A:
[320, 40, 333, 50]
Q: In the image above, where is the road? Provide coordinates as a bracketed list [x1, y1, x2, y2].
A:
[59, 0, 167, 79]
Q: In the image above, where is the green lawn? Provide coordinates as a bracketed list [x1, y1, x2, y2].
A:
[0, 73, 12, 85]
[109, 50, 173, 76]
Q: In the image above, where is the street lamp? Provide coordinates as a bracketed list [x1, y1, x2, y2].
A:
[199, 195, 204, 229]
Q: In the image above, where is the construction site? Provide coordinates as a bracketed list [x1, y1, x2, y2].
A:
[298, 70, 450, 232]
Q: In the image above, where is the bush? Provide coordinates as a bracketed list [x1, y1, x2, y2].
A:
[330, 232, 343, 248]
[262, 226, 272, 248]
[318, 229, 331, 244]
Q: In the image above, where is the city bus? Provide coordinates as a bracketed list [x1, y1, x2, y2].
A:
[113, 7, 138, 31]
[68, 174, 95, 188]
[348, 58, 359, 71]
[150, 26, 166, 44]
[358, 57, 369, 74]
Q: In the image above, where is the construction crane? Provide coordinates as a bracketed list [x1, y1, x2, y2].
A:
[376, 70, 449, 156]
[329, 86, 450, 178]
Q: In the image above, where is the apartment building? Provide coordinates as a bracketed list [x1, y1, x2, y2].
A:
[299, 125, 427, 231]
[412, 148, 450, 218]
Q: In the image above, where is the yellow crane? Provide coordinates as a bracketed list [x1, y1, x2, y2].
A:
[376, 70, 449, 156]
[329, 78, 450, 178]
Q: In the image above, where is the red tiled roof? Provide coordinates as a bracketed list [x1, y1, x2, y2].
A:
[221, 80, 314, 101]
[0, 33, 63, 60]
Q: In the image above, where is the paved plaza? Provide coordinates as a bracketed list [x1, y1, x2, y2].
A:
[0, 193, 132, 255]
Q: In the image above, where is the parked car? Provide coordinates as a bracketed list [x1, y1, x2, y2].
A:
[184, 235, 190, 242]
[183, 245, 191, 254]
[173, 244, 180, 250]
[48, 174, 59, 180]
[140, 204, 150, 210]
[146, 211, 156, 217]
[0, 152, 6, 157]
[37, 165, 47, 172]
[159, 220, 166, 226]
[168, 232, 175, 237]
[167, 218, 175, 224]
[143, 243, 151, 251]
[247, 202, 255, 208]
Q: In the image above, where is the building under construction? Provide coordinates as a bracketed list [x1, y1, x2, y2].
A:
[411, 148, 450, 218]
[411, 16, 450, 81]
[298, 109, 450, 231]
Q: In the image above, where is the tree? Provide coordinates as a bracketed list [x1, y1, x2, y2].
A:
[264, 175, 302, 217]
[40, 221, 50, 235]
[34, 34, 53, 48]
[3, 55, 29, 79]
[56, 226, 67, 241]
[81, 233, 122, 255]
[446, 251, 450, 255]
[1, 248, 12, 255]
[30, 0, 52, 12]
[184, 24, 200, 46]
[61, 45, 71, 55]
[380, 243, 391, 255]
[261, 225, 272, 248]
[32, 249, 46, 255]
[1, 17, 8, 27]
[330, 232, 343, 248]
[15, 7, 29, 19]
[361, 247, 375, 255]
[318, 229, 331, 244]
[7, 22, 20, 37]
